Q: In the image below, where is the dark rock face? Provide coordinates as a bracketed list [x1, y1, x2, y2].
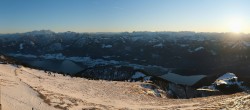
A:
[0, 54, 24, 65]
[168, 83, 188, 98]
[197, 90, 223, 97]
[216, 84, 243, 94]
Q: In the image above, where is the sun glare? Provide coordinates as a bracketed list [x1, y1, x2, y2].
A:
[230, 22, 241, 33]
[229, 18, 243, 33]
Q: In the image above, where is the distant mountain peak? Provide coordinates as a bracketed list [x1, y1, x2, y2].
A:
[25, 30, 55, 35]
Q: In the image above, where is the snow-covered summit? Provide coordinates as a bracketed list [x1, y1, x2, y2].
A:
[198, 73, 244, 93]
[25, 30, 55, 35]
[215, 73, 239, 86]
[217, 73, 237, 80]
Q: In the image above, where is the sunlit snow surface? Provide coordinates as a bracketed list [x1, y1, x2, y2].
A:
[215, 73, 241, 86]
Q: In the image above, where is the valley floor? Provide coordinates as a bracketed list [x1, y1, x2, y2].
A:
[0, 64, 249, 110]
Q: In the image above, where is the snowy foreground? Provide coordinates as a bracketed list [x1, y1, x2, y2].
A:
[0, 64, 250, 110]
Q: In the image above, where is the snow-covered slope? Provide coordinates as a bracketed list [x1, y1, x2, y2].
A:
[1, 64, 249, 110]
[0, 65, 58, 110]
[0, 64, 169, 109]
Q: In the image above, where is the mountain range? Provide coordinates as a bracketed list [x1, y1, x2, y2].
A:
[1, 30, 250, 96]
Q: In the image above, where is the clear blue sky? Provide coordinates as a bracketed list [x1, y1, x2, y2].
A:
[0, 0, 249, 33]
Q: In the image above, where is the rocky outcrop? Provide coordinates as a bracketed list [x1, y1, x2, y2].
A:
[198, 73, 244, 94]
[147, 77, 222, 99]
[167, 83, 223, 98]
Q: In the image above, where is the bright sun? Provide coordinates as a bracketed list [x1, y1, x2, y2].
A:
[229, 19, 243, 33]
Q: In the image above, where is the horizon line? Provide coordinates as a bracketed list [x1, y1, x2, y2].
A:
[1, 30, 250, 35]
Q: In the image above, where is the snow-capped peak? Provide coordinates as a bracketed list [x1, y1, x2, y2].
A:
[25, 30, 55, 35]
[216, 73, 237, 80]
[198, 73, 243, 92]
[214, 73, 239, 86]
